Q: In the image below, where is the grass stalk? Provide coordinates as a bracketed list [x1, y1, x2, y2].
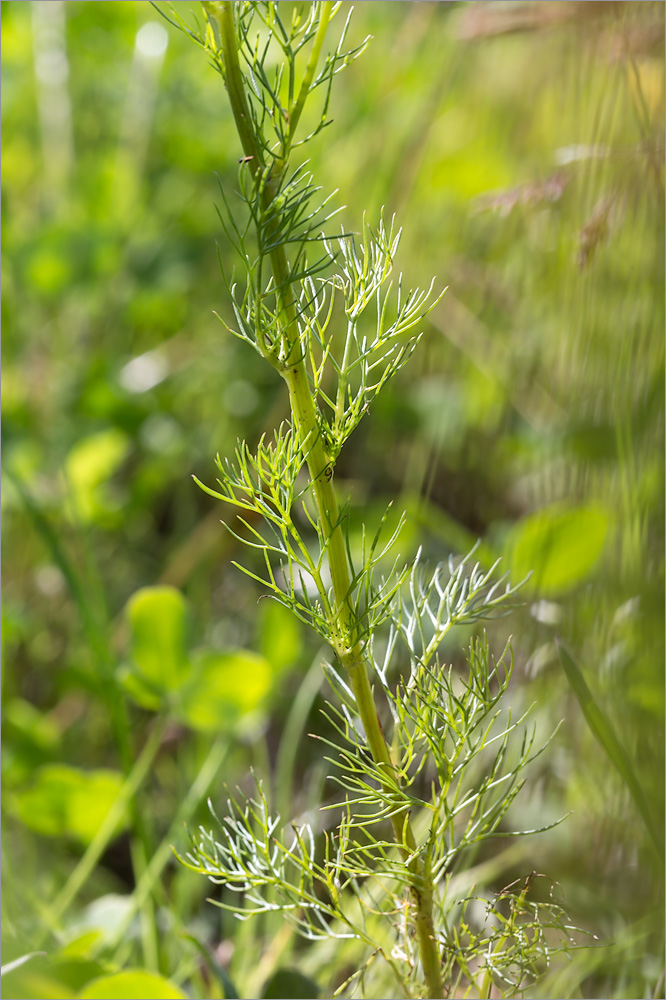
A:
[110, 736, 230, 966]
[6, 466, 163, 967]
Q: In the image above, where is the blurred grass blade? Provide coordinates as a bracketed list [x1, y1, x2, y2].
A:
[3, 465, 106, 659]
[181, 933, 239, 999]
[3, 465, 135, 767]
[556, 639, 663, 863]
[44, 716, 169, 931]
[110, 736, 229, 964]
[1, 953, 46, 977]
[275, 651, 325, 822]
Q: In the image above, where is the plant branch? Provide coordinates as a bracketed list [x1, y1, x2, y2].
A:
[213, 5, 444, 995]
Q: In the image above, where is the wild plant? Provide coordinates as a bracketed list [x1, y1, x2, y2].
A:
[161, 3, 582, 996]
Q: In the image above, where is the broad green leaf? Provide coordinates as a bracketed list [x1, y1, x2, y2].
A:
[259, 599, 302, 673]
[116, 664, 163, 712]
[557, 641, 663, 863]
[78, 970, 188, 999]
[64, 428, 129, 523]
[178, 648, 272, 732]
[48, 959, 109, 994]
[262, 968, 320, 999]
[58, 933, 104, 960]
[126, 586, 190, 697]
[10, 765, 127, 845]
[508, 504, 609, 595]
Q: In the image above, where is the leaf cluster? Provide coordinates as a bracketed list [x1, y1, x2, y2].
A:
[441, 874, 594, 998]
[163, 3, 584, 996]
[196, 449, 409, 658]
[183, 554, 569, 997]
[163, 2, 443, 450]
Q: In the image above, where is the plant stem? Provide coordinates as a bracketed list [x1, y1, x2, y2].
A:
[214, 6, 443, 995]
[287, 2, 333, 145]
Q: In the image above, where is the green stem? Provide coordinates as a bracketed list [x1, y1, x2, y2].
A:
[216, 3, 264, 172]
[285, 2, 333, 153]
[215, 7, 443, 996]
[283, 341, 445, 988]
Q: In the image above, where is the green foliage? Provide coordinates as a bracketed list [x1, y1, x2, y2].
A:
[258, 598, 303, 672]
[9, 765, 128, 846]
[78, 970, 189, 999]
[557, 640, 663, 861]
[64, 429, 131, 524]
[179, 648, 272, 732]
[262, 967, 319, 999]
[173, 4, 589, 997]
[507, 503, 610, 596]
[123, 584, 273, 730]
[126, 586, 191, 697]
[1, 1, 663, 999]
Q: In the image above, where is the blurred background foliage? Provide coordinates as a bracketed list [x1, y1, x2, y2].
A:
[1, 2, 664, 998]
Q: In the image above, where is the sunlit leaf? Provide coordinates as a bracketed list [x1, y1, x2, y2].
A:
[178, 648, 272, 732]
[508, 504, 610, 595]
[3, 696, 60, 751]
[48, 959, 109, 994]
[64, 429, 129, 523]
[10, 765, 127, 845]
[258, 599, 302, 673]
[78, 970, 188, 999]
[27, 246, 71, 295]
[116, 664, 164, 712]
[126, 586, 190, 697]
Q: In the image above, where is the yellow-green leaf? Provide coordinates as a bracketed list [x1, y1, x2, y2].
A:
[78, 971, 188, 999]
[258, 599, 302, 673]
[126, 586, 190, 697]
[178, 648, 272, 732]
[507, 503, 609, 595]
[64, 429, 129, 523]
[11, 765, 127, 845]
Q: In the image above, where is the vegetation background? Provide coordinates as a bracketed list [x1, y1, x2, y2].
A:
[2, 2, 664, 998]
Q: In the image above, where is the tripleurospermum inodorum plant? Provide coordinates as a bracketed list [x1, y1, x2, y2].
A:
[161, 3, 582, 997]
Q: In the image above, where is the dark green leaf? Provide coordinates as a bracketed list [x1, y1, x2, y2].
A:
[262, 968, 319, 999]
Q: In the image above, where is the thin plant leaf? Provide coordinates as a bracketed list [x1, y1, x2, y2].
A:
[1, 953, 46, 977]
[556, 639, 663, 863]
